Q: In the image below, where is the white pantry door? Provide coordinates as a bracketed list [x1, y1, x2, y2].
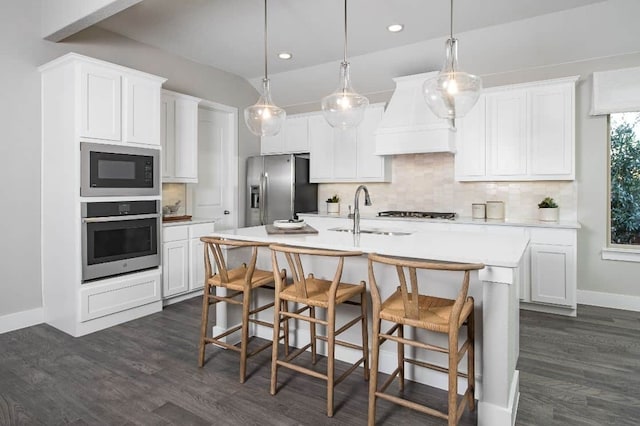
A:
[192, 103, 238, 230]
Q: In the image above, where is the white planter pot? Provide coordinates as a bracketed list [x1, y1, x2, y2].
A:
[327, 202, 340, 214]
[539, 207, 559, 222]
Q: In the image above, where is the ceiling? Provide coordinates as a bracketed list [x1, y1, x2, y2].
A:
[98, 0, 607, 80]
[94, 0, 640, 107]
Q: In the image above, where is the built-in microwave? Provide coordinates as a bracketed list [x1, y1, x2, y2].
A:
[80, 142, 160, 197]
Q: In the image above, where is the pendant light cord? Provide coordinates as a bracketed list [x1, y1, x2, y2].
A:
[449, 0, 454, 41]
[264, 0, 268, 79]
[343, 0, 348, 63]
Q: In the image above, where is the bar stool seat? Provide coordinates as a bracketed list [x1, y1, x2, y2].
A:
[279, 274, 364, 307]
[379, 291, 474, 332]
[208, 267, 274, 291]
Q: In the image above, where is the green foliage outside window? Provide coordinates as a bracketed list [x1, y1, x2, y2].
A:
[610, 113, 640, 245]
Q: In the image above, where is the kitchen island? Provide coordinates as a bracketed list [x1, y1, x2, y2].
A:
[209, 216, 528, 426]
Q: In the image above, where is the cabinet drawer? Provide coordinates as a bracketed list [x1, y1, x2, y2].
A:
[163, 225, 189, 242]
[530, 228, 575, 245]
[189, 222, 215, 240]
[80, 270, 161, 322]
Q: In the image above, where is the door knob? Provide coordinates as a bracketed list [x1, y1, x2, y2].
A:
[224, 210, 230, 215]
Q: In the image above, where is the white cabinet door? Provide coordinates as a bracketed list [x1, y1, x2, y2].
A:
[80, 64, 121, 141]
[530, 244, 574, 306]
[333, 127, 358, 179]
[123, 75, 161, 145]
[173, 97, 199, 181]
[356, 104, 390, 181]
[455, 96, 486, 180]
[528, 83, 574, 178]
[161, 90, 199, 183]
[309, 114, 335, 181]
[189, 237, 206, 291]
[486, 89, 528, 177]
[160, 94, 176, 178]
[261, 128, 285, 154]
[284, 116, 310, 153]
[162, 239, 189, 297]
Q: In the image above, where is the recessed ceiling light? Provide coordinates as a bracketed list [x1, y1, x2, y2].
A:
[387, 24, 404, 33]
[278, 52, 293, 60]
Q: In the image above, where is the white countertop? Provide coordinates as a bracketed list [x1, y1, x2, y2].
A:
[299, 212, 581, 229]
[208, 223, 529, 268]
[162, 217, 216, 227]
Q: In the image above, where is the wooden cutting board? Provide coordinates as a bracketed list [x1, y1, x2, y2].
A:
[265, 224, 319, 235]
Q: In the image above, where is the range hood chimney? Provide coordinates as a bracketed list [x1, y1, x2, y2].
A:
[375, 72, 456, 155]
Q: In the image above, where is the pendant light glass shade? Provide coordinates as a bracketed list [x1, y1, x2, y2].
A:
[321, 0, 368, 129]
[244, 0, 286, 137]
[321, 61, 369, 129]
[244, 78, 286, 137]
[423, 0, 481, 122]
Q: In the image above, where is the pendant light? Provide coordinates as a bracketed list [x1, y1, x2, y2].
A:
[244, 0, 286, 137]
[423, 0, 481, 126]
[321, 0, 369, 129]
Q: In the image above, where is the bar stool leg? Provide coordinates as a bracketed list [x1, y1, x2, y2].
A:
[198, 283, 211, 368]
[282, 300, 290, 357]
[326, 304, 336, 417]
[310, 307, 318, 364]
[468, 305, 476, 411]
[240, 286, 252, 383]
[360, 290, 370, 381]
[270, 293, 282, 395]
[368, 317, 381, 426]
[398, 324, 406, 391]
[448, 331, 459, 426]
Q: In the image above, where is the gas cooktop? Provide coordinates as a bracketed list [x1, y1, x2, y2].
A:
[377, 211, 456, 220]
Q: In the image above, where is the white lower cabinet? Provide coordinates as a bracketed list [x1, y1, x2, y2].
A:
[530, 244, 574, 305]
[162, 221, 214, 299]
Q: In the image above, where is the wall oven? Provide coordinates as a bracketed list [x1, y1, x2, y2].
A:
[82, 201, 161, 282]
[80, 142, 160, 197]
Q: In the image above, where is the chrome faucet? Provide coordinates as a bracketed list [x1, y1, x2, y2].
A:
[353, 185, 372, 234]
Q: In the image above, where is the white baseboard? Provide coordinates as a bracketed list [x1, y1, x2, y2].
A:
[577, 290, 640, 312]
[0, 307, 44, 334]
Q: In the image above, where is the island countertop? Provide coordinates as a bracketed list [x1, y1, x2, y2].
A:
[208, 221, 529, 268]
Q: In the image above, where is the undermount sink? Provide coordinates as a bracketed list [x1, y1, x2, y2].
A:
[328, 227, 412, 236]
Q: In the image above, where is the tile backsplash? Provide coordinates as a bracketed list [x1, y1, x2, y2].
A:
[318, 153, 577, 221]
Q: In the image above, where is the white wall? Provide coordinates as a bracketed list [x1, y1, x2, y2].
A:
[0, 0, 260, 319]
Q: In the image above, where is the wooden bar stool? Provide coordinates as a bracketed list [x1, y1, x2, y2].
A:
[198, 236, 287, 383]
[367, 253, 484, 426]
[269, 244, 369, 417]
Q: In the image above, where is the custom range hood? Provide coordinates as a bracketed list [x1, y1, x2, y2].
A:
[375, 72, 456, 155]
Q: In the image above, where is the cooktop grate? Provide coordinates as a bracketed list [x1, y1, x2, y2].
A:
[377, 211, 456, 219]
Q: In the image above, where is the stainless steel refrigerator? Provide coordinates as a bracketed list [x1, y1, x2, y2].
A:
[246, 154, 318, 226]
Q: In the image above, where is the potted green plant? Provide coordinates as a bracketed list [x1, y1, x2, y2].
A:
[538, 197, 559, 221]
[326, 194, 340, 214]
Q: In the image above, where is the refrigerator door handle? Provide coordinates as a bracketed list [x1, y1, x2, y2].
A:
[262, 172, 269, 224]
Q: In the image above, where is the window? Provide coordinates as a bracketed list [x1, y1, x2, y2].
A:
[609, 112, 640, 247]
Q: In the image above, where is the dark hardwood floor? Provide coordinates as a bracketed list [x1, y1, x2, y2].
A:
[1, 299, 638, 425]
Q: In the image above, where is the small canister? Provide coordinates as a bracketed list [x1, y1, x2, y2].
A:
[486, 201, 505, 220]
[472, 203, 486, 219]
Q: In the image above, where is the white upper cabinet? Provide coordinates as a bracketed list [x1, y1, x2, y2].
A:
[261, 115, 310, 154]
[77, 57, 165, 145]
[454, 95, 486, 179]
[309, 103, 391, 183]
[528, 83, 574, 177]
[486, 88, 528, 177]
[455, 76, 578, 181]
[80, 63, 122, 141]
[161, 90, 201, 183]
[123, 75, 161, 145]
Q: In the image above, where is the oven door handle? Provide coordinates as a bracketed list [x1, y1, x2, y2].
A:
[82, 213, 160, 223]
